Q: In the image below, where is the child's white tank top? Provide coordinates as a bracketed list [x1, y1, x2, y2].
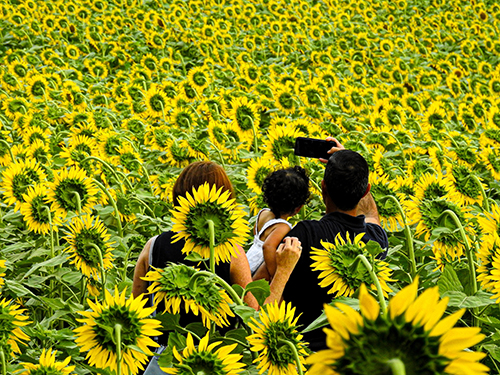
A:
[246, 208, 292, 275]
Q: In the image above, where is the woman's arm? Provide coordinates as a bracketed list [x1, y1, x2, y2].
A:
[132, 238, 154, 298]
[230, 245, 259, 309]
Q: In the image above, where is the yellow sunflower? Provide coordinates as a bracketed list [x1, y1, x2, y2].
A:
[142, 264, 235, 328]
[247, 302, 307, 375]
[262, 125, 305, 164]
[246, 157, 277, 194]
[0, 158, 47, 212]
[477, 204, 500, 252]
[228, 95, 261, 141]
[171, 183, 249, 264]
[20, 183, 62, 235]
[273, 83, 297, 114]
[413, 172, 455, 202]
[311, 233, 393, 298]
[307, 280, 488, 375]
[0, 297, 30, 355]
[63, 214, 114, 279]
[47, 166, 99, 218]
[74, 287, 162, 375]
[477, 242, 500, 302]
[150, 174, 175, 203]
[443, 162, 485, 207]
[164, 332, 245, 375]
[406, 197, 473, 267]
[481, 147, 500, 180]
[369, 173, 405, 232]
[143, 83, 169, 119]
[19, 348, 75, 374]
[187, 66, 210, 93]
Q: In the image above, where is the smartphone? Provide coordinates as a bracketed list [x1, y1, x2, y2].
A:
[294, 137, 337, 160]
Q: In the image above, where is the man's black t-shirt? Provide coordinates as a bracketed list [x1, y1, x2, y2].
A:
[282, 211, 389, 351]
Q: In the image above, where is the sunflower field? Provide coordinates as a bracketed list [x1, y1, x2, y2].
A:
[1, 0, 500, 373]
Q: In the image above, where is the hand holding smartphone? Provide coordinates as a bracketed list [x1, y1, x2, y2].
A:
[294, 137, 344, 161]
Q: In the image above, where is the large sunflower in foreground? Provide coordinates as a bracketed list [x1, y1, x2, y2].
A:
[142, 264, 235, 328]
[310, 233, 393, 298]
[171, 183, 249, 264]
[19, 348, 75, 375]
[163, 332, 245, 375]
[74, 287, 162, 375]
[63, 214, 114, 279]
[0, 297, 30, 355]
[47, 166, 99, 218]
[307, 280, 488, 375]
[247, 301, 307, 375]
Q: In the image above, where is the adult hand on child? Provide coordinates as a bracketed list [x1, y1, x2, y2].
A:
[319, 136, 345, 163]
[276, 236, 302, 272]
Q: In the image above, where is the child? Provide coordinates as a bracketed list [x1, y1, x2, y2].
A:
[246, 166, 310, 280]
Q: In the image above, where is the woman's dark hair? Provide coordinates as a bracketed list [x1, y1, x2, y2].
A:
[262, 166, 310, 217]
[324, 150, 369, 211]
[172, 161, 235, 206]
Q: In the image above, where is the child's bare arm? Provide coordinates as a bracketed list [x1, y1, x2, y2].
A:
[262, 223, 293, 279]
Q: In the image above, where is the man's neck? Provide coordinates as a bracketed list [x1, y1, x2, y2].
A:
[325, 201, 357, 217]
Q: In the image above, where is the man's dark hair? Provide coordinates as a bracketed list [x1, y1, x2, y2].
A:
[324, 150, 369, 211]
[263, 166, 310, 217]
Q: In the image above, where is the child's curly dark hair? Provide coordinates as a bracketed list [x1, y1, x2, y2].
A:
[262, 166, 310, 217]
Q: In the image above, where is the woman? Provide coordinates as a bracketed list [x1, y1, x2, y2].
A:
[133, 161, 301, 311]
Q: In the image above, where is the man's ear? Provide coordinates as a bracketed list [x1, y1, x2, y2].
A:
[321, 180, 328, 195]
[362, 183, 371, 198]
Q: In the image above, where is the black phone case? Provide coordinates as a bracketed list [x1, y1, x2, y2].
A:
[294, 137, 336, 159]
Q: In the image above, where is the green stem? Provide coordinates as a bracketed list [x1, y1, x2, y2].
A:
[207, 140, 226, 168]
[174, 325, 201, 341]
[89, 243, 107, 294]
[81, 277, 87, 306]
[0, 140, 14, 162]
[0, 347, 5, 375]
[355, 254, 387, 315]
[137, 161, 155, 195]
[131, 196, 156, 218]
[83, 156, 126, 194]
[243, 115, 259, 153]
[437, 210, 475, 292]
[437, 209, 477, 325]
[278, 339, 304, 375]
[72, 191, 82, 216]
[114, 324, 122, 375]
[43, 206, 56, 301]
[92, 179, 124, 238]
[381, 195, 416, 278]
[121, 245, 136, 282]
[386, 358, 406, 375]
[207, 219, 215, 274]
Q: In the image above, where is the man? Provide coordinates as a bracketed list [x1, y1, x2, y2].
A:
[280, 140, 388, 351]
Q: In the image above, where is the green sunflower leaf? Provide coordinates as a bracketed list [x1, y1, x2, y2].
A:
[233, 305, 259, 325]
[442, 290, 496, 308]
[244, 279, 270, 307]
[438, 264, 464, 295]
[365, 240, 383, 257]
